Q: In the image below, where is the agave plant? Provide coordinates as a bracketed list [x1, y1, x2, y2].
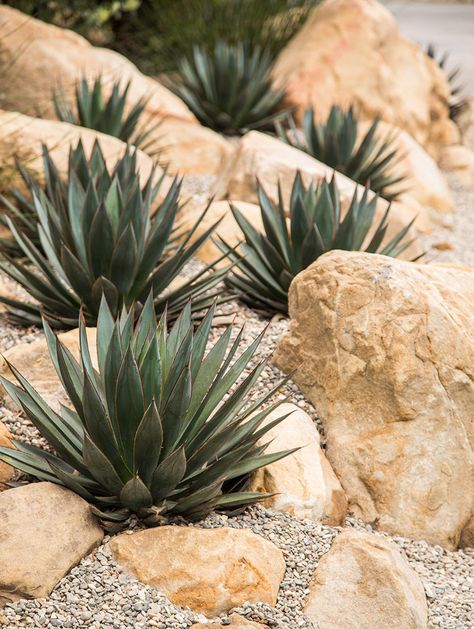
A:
[168, 42, 289, 135]
[53, 76, 160, 154]
[426, 43, 467, 123]
[278, 105, 406, 201]
[0, 296, 293, 526]
[219, 172, 418, 315]
[0, 140, 228, 328]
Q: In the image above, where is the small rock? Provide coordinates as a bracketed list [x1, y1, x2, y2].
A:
[109, 526, 285, 616]
[0, 421, 14, 490]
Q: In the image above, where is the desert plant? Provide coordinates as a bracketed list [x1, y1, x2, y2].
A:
[53, 76, 159, 154]
[0, 296, 293, 526]
[426, 43, 467, 123]
[168, 42, 289, 136]
[278, 106, 406, 201]
[219, 172, 418, 315]
[0, 140, 228, 328]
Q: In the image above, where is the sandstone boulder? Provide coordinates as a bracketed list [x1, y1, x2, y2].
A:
[274, 251, 474, 549]
[0, 110, 172, 208]
[272, 0, 458, 156]
[0, 6, 194, 124]
[0, 482, 103, 604]
[304, 529, 428, 629]
[0, 421, 14, 490]
[0, 327, 97, 413]
[109, 526, 285, 616]
[214, 131, 428, 259]
[439, 145, 474, 186]
[248, 403, 347, 525]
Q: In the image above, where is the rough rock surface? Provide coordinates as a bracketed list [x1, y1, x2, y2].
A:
[274, 251, 474, 549]
[248, 403, 347, 525]
[109, 526, 285, 616]
[0, 110, 172, 207]
[0, 5, 194, 123]
[190, 613, 265, 628]
[304, 529, 428, 629]
[0, 482, 103, 604]
[272, 0, 458, 155]
[213, 131, 429, 261]
[0, 327, 97, 413]
[0, 421, 14, 490]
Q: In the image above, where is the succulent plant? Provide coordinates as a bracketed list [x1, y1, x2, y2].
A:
[0, 296, 293, 526]
[426, 43, 467, 123]
[0, 140, 228, 328]
[219, 172, 418, 315]
[53, 76, 160, 154]
[278, 105, 406, 201]
[168, 42, 289, 135]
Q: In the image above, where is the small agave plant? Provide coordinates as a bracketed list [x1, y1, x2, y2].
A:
[0, 296, 293, 526]
[0, 140, 227, 328]
[53, 76, 160, 154]
[425, 43, 467, 123]
[169, 42, 289, 135]
[219, 172, 418, 315]
[278, 105, 406, 201]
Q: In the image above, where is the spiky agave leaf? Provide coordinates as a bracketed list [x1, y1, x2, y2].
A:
[0, 296, 295, 526]
[53, 76, 160, 155]
[425, 43, 468, 123]
[219, 172, 419, 315]
[0, 140, 229, 328]
[168, 41, 290, 135]
[278, 105, 406, 201]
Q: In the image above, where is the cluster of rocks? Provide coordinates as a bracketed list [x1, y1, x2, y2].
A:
[0, 0, 472, 627]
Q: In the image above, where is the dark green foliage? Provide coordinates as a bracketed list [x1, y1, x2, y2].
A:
[0, 141, 228, 328]
[278, 106, 406, 201]
[219, 172, 417, 315]
[53, 76, 159, 154]
[426, 43, 467, 123]
[113, 0, 317, 74]
[0, 296, 293, 526]
[168, 42, 289, 136]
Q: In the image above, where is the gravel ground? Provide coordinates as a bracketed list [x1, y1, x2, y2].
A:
[0, 174, 473, 628]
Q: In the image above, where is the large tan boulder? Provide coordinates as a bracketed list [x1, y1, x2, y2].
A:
[248, 403, 347, 525]
[0, 482, 103, 604]
[0, 6, 194, 124]
[272, 0, 458, 156]
[0, 327, 97, 413]
[214, 131, 428, 260]
[109, 526, 285, 617]
[366, 121, 454, 214]
[158, 119, 235, 176]
[305, 529, 428, 629]
[0, 421, 14, 491]
[274, 251, 474, 549]
[0, 110, 173, 208]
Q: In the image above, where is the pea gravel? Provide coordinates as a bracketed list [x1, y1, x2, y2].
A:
[0, 176, 473, 629]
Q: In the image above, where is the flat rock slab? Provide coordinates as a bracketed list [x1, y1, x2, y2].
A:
[109, 526, 285, 617]
[0, 482, 103, 604]
[305, 529, 428, 629]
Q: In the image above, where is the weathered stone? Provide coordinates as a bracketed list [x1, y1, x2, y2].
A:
[109, 526, 285, 616]
[0, 421, 14, 491]
[272, 0, 458, 156]
[0, 6, 194, 123]
[158, 119, 235, 176]
[214, 131, 429, 259]
[274, 251, 474, 549]
[0, 327, 97, 413]
[0, 482, 103, 604]
[439, 144, 474, 186]
[305, 529, 428, 629]
[182, 200, 264, 266]
[459, 516, 474, 548]
[0, 110, 172, 209]
[248, 403, 347, 525]
[190, 613, 265, 628]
